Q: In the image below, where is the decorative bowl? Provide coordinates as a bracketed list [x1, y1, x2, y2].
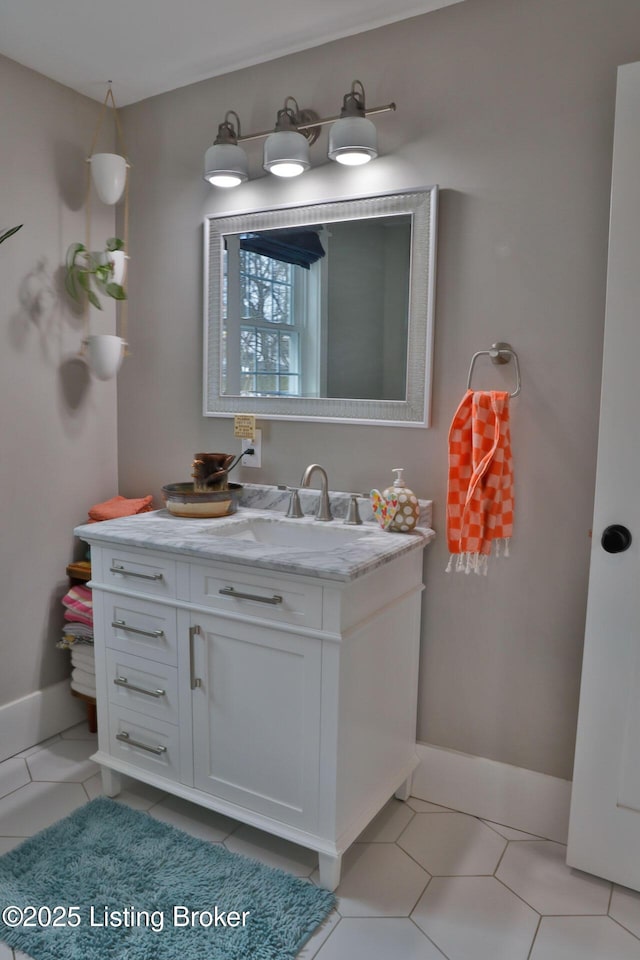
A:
[162, 482, 242, 518]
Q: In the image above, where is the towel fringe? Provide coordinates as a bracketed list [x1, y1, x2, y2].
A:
[445, 539, 513, 574]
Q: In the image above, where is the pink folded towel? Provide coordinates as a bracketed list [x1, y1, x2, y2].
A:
[62, 585, 93, 624]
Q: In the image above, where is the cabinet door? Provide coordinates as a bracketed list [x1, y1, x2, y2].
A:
[191, 613, 321, 830]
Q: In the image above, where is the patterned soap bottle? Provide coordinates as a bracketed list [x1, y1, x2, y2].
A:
[384, 468, 420, 533]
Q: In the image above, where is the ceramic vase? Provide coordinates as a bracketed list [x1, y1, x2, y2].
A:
[86, 334, 125, 380]
[90, 152, 127, 205]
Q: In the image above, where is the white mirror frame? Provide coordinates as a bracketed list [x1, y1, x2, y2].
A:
[203, 186, 438, 427]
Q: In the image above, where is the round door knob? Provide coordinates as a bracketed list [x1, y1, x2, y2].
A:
[601, 524, 632, 554]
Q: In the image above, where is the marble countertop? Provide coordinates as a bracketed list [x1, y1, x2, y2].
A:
[74, 486, 435, 583]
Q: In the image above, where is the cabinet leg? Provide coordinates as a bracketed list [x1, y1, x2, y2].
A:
[395, 773, 413, 802]
[101, 767, 122, 798]
[318, 852, 342, 892]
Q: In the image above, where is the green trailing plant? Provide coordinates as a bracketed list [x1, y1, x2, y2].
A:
[0, 225, 23, 244]
[65, 237, 127, 310]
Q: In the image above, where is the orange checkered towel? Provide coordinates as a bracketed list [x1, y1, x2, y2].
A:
[446, 389, 514, 575]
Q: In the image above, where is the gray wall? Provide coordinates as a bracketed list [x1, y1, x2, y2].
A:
[116, 0, 640, 780]
[0, 55, 118, 712]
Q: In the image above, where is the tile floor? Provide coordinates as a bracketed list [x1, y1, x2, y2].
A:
[2, 724, 640, 959]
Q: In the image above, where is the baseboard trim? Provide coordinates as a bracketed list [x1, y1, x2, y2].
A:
[0, 680, 85, 761]
[413, 742, 572, 843]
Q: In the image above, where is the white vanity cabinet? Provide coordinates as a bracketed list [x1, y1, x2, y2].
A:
[83, 534, 426, 890]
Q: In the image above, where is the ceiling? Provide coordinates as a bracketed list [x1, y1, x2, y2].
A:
[0, 0, 463, 106]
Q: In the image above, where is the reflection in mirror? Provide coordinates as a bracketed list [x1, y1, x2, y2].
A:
[205, 187, 437, 426]
[222, 216, 410, 401]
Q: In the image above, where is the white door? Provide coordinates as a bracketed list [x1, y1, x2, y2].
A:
[567, 60, 640, 889]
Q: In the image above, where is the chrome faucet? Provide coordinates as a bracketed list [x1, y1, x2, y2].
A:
[300, 463, 333, 521]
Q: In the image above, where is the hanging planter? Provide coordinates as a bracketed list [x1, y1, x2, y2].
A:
[65, 238, 127, 310]
[85, 334, 125, 381]
[89, 152, 127, 205]
[65, 83, 131, 380]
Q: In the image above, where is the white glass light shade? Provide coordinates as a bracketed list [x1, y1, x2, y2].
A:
[85, 334, 125, 381]
[328, 116, 378, 165]
[204, 143, 248, 188]
[263, 131, 310, 177]
[90, 153, 127, 204]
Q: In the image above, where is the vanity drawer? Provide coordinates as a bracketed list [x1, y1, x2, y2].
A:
[106, 649, 179, 725]
[107, 706, 180, 782]
[189, 563, 322, 629]
[102, 548, 177, 599]
[102, 595, 178, 665]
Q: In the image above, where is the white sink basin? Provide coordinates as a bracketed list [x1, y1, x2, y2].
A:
[206, 517, 380, 551]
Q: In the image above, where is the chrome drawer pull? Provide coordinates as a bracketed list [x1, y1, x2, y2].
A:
[114, 676, 166, 698]
[115, 731, 167, 755]
[110, 565, 164, 581]
[189, 625, 202, 690]
[219, 586, 283, 605]
[112, 619, 165, 639]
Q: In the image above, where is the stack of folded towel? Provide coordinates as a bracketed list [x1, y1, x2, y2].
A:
[59, 585, 96, 698]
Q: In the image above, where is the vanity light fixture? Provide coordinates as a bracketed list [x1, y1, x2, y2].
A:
[327, 81, 378, 166]
[203, 81, 395, 187]
[203, 111, 249, 188]
[262, 98, 315, 178]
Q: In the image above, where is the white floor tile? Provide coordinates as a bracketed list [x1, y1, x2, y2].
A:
[399, 811, 507, 875]
[296, 910, 341, 959]
[26, 739, 98, 783]
[15, 735, 61, 759]
[60, 721, 97, 741]
[314, 917, 447, 959]
[0, 836, 27, 854]
[412, 876, 539, 960]
[0, 781, 87, 836]
[6, 727, 638, 959]
[610, 885, 640, 940]
[225, 824, 317, 876]
[357, 799, 415, 843]
[496, 840, 611, 915]
[0, 758, 30, 800]
[331, 843, 429, 918]
[406, 798, 450, 813]
[530, 916, 640, 960]
[482, 819, 543, 841]
[83, 772, 167, 810]
[148, 795, 239, 842]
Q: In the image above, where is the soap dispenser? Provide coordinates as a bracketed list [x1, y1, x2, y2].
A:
[383, 468, 420, 533]
[371, 468, 420, 532]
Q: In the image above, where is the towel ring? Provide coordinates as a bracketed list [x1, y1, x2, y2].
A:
[466, 341, 521, 398]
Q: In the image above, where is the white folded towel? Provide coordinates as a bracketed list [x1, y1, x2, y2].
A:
[71, 667, 96, 687]
[70, 680, 96, 698]
[70, 647, 95, 668]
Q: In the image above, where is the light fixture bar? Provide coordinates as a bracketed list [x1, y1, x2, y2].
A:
[237, 101, 396, 143]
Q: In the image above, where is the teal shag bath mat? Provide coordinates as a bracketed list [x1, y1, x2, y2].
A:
[0, 796, 335, 960]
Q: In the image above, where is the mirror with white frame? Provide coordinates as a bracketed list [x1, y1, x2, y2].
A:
[204, 186, 437, 426]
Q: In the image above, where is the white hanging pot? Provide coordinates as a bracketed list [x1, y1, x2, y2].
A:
[85, 334, 125, 380]
[108, 249, 127, 286]
[93, 249, 127, 286]
[90, 152, 127, 205]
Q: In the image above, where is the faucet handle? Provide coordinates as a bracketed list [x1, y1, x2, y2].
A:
[344, 494, 363, 526]
[285, 487, 304, 519]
